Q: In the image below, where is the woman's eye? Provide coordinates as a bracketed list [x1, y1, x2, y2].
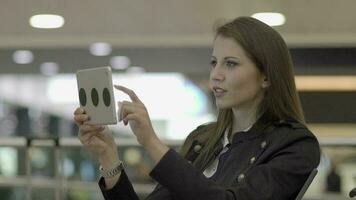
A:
[226, 60, 238, 68]
[210, 60, 217, 67]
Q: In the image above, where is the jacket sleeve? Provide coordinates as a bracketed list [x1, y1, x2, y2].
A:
[97, 125, 208, 200]
[149, 130, 320, 200]
[99, 169, 140, 200]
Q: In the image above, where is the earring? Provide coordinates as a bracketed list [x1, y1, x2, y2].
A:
[262, 82, 269, 88]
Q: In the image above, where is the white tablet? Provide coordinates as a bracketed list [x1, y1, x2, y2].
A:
[76, 66, 117, 125]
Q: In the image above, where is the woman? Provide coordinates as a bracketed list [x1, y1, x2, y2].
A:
[73, 16, 320, 200]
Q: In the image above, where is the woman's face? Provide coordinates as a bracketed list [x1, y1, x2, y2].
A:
[209, 35, 267, 110]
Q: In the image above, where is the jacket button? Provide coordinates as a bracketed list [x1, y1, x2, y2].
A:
[237, 173, 245, 182]
[261, 141, 267, 149]
[194, 144, 202, 153]
[250, 157, 256, 164]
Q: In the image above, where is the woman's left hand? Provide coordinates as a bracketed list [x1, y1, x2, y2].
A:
[114, 85, 158, 147]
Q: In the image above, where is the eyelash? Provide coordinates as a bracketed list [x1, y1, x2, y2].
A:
[210, 60, 238, 68]
[210, 60, 217, 67]
[226, 60, 238, 68]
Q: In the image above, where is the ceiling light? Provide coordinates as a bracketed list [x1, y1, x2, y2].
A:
[110, 56, 131, 70]
[40, 62, 59, 76]
[12, 50, 34, 64]
[89, 42, 112, 56]
[295, 76, 356, 91]
[251, 12, 286, 26]
[29, 14, 65, 29]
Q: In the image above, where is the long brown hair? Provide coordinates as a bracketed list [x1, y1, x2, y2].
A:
[180, 16, 305, 170]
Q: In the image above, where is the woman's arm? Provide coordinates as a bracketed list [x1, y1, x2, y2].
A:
[74, 107, 139, 199]
[113, 85, 170, 165]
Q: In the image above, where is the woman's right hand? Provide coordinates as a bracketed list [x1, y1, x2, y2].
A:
[73, 107, 120, 169]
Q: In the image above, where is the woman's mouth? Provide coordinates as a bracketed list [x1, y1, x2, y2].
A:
[213, 87, 227, 98]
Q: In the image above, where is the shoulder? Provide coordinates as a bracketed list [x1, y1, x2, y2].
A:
[181, 122, 215, 148]
[186, 122, 215, 140]
[270, 119, 318, 142]
[178, 122, 216, 158]
[267, 119, 321, 162]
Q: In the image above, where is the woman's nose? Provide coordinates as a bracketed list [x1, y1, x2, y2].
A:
[210, 65, 225, 81]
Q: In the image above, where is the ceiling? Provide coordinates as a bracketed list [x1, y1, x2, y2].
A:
[1, 0, 356, 48]
[0, 0, 356, 77]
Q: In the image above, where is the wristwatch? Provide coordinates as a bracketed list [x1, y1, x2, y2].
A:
[99, 161, 124, 178]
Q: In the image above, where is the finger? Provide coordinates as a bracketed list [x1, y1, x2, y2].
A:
[79, 125, 105, 137]
[74, 114, 90, 125]
[80, 124, 105, 133]
[121, 103, 141, 122]
[79, 128, 106, 145]
[74, 107, 85, 115]
[121, 100, 140, 109]
[80, 130, 106, 145]
[118, 101, 123, 122]
[123, 113, 139, 125]
[122, 100, 145, 108]
[114, 85, 142, 104]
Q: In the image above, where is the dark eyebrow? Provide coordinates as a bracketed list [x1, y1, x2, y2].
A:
[211, 56, 240, 60]
[224, 56, 239, 60]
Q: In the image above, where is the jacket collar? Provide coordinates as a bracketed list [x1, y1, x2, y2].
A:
[230, 118, 302, 144]
[231, 122, 263, 144]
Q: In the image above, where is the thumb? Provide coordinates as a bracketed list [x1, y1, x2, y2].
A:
[118, 101, 124, 122]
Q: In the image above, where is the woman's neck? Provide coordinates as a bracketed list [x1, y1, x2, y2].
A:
[231, 91, 264, 134]
[231, 109, 257, 133]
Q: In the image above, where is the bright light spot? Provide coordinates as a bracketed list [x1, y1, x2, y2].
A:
[63, 158, 75, 177]
[252, 12, 286, 26]
[110, 56, 131, 70]
[124, 148, 142, 166]
[12, 50, 34, 64]
[29, 14, 65, 29]
[127, 66, 145, 74]
[112, 73, 206, 119]
[80, 160, 95, 181]
[47, 75, 78, 103]
[0, 147, 18, 176]
[89, 42, 112, 56]
[30, 148, 47, 168]
[40, 62, 59, 76]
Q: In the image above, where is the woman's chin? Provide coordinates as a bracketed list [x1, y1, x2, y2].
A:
[215, 102, 231, 110]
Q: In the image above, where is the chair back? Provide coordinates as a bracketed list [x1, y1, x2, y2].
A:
[295, 169, 318, 200]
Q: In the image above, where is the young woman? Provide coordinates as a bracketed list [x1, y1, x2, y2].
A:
[73, 16, 320, 200]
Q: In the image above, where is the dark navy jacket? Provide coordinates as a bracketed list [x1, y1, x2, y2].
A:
[99, 119, 321, 200]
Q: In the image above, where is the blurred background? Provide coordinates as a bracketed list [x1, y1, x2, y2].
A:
[0, 0, 356, 199]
